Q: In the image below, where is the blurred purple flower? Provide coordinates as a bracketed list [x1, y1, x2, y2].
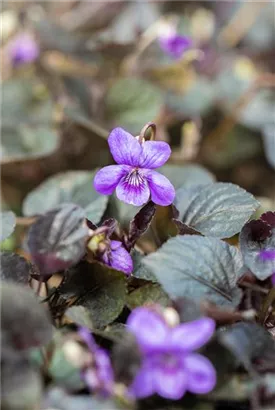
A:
[159, 32, 192, 60]
[126, 307, 216, 400]
[78, 326, 114, 396]
[94, 128, 175, 207]
[101, 239, 133, 275]
[9, 33, 39, 66]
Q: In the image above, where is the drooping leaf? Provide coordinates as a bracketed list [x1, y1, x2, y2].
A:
[1, 282, 53, 354]
[125, 201, 156, 250]
[0, 211, 16, 241]
[175, 182, 260, 238]
[106, 77, 163, 134]
[1, 357, 42, 410]
[56, 260, 127, 328]
[127, 283, 170, 310]
[239, 212, 275, 280]
[218, 322, 275, 372]
[27, 204, 89, 276]
[159, 164, 215, 190]
[0, 251, 35, 285]
[23, 170, 108, 224]
[143, 235, 244, 307]
[263, 123, 275, 170]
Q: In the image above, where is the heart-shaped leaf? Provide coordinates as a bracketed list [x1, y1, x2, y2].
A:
[175, 182, 259, 238]
[56, 260, 127, 328]
[239, 212, 275, 280]
[27, 204, 89, 276]
[23, 170, 108, 224]
[143, 235, 243, 307]
[0, 211, 16, 242]
[127, 283, 170, 310]
[0, 252, 35, 285]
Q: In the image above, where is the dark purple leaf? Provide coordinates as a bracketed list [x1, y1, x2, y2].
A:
[173, 219, 202, 236]
[27, 204, 89, 277]
[1, 282, 53, 353]
[0, 251, 35, 285]
[126, 201, 156, 250]
[240, 213, 275, 280]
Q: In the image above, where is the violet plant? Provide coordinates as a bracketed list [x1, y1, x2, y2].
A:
[8, 33, 39, 66]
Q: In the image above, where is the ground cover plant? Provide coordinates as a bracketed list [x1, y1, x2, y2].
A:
[1, 2, 275, 410]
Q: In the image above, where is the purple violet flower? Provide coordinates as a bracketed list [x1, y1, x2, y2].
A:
[159, 32, 192, 60]
[78, 326, 114, 396]
[101, 239, 133, 275]
[9, 33, 39, 66]
[126, 307, 216, 400]
[94, 128, 175, 207]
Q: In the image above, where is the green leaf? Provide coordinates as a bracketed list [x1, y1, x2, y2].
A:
[0, 211, 16, 242]
[175, 182, 260, 238]
[159, 164, 215, 190]
[106, 77, 163, 134]
[1, 126, 59, 162]
[143, 235, 243, 308]
[240, 89, 275, 131]
[127, 283, 170, 309]
[65, 305, 93, 329]
[57, 261, 127, 328]
[23, 170, 108, 224]
[131, 249, 157, 282]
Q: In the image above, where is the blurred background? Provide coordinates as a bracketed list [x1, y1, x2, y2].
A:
[1, 0, 275, 223]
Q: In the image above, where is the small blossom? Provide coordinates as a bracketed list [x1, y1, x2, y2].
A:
[259, 249, 275, 285]
[126, 307, 216, 400]
[157, 23, 192, 60]
[78, 326, 114, 396]
[8, 33, 39, 66]
[87, 223, 133, 275]
[94, 127, 175, 207]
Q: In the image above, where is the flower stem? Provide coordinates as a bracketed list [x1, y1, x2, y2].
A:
[139, 122, 157, 142]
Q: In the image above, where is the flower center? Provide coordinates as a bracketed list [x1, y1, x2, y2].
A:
[125, 169, 144, 187]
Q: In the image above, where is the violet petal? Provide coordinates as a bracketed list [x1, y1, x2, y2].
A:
[145, 170, 175, 206]
[170, 318, 215, 352]
[184, 353, 216, 394]
[130, 360, 155, 398]
[127, 307, 168, 352]
[108, 127, 142, 166]
[159, 35, 192, 59]
[94, 164, 130, 195]
[138, 141, 171, 169]
[154, 359, 187, 400]
[116, 171, 150, 206]
[109, 240, 133, 275]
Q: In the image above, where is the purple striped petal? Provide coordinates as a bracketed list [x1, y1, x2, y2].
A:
[130, 360, 155, 398]
[109, 240, 133, 275]
[127, 308, 168, 352]
[145, 170, 175, 206]
[138, 141, 171, 169]
[170, 318, 215, 352]
[154, 361, 187, 400]
[94, 165, 129, 195]
[116, 170, 150, 206]
[184, 353, 216, 394]
[108, 128, 142, 166]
